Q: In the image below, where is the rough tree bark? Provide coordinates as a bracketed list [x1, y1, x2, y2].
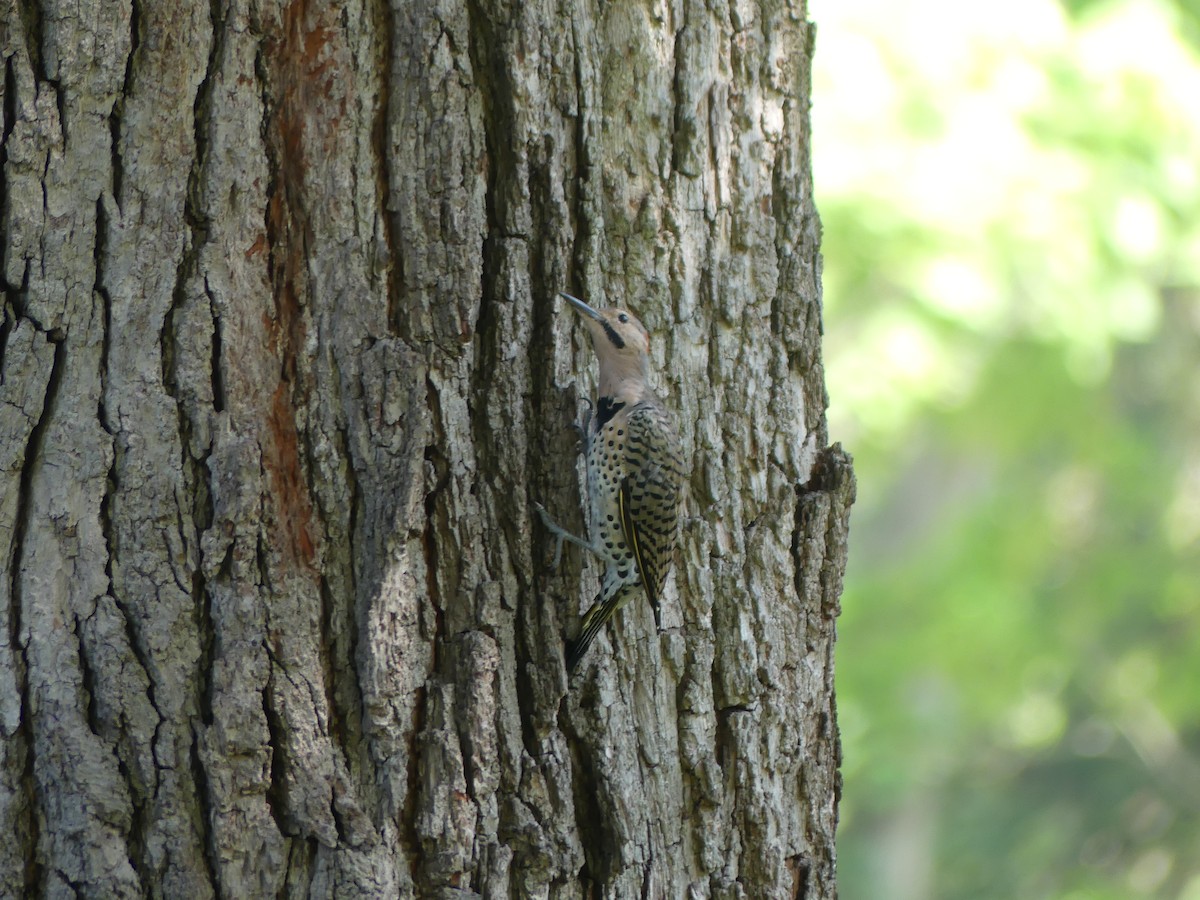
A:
[0, 0, 853, 896]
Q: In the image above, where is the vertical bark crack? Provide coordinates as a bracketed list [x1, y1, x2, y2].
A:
[669, 17, 697, 179]
[108, 0, 138, 211]
[2, 57, 17, 252]
[13, 0, 44, 84]
[262, 651, 289, 835]
[95, 197, 115, 435]
[190, 723, 220, 892]
[374, 0, 401, 336]
[153, 2, 223, 891]
[422, 380, 450, 642]
[75, 611, 102, 735]
[208, 284, 225, 411]
[96, 187, 160, 892]
[10, 327, 65, 897]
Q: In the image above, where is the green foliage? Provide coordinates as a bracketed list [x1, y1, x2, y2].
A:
[812, 0, 1200, 896]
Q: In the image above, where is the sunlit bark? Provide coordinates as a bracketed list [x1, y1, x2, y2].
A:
[0, 0, 851, 895]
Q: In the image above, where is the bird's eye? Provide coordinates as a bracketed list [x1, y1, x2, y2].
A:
[618, 313, 629, 323]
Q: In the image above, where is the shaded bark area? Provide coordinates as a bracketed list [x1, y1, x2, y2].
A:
[0, 0, 852, 897]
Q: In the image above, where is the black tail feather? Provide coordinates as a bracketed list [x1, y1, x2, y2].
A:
[565, 600, 609, 673]
[564, 586, 634, 674]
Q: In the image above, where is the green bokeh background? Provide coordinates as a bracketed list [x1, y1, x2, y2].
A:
[810, 0, 1200, 896]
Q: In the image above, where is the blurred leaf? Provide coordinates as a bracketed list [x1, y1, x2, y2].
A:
[812, 0, 1200, 895]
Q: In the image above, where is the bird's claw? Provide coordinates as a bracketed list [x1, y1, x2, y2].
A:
[570, 398, 594, 452]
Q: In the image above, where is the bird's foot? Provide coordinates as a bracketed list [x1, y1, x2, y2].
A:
[570, 398, 594, 453]
[533, 502, 600, 568]
[532, 502, 566, 568]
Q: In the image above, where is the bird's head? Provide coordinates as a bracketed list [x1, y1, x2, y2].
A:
[560, 293, 651, 384]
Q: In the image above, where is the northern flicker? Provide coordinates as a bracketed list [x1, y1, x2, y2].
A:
[536, 292, 685, 673]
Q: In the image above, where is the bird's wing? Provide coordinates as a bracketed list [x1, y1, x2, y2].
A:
[619, 403, 684, 629]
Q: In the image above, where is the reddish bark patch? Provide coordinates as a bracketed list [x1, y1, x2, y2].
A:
[245, 234, 268, 259]
[266, 379, 316, 567]
[269, 0, 346, 193]
[253, 0, 352, 570]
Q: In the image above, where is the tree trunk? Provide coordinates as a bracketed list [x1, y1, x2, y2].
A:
[0, 0, 853, 897]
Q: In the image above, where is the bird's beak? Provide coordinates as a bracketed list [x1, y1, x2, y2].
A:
[560, 292, 603, 322]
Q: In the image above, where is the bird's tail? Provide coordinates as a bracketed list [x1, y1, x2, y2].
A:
[564, 585, 633, 673]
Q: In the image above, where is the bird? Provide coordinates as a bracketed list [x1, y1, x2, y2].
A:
[536, 291, 685, 673]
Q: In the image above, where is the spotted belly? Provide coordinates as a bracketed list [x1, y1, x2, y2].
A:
[586, 420, 635, 582]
